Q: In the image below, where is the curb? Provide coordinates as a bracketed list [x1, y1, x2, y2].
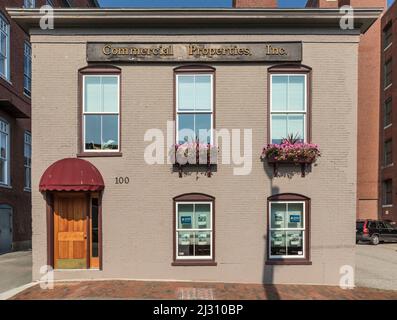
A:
[0, 282, 37, 300]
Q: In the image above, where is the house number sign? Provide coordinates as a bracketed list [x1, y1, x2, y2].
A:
[87, 42, 302, 63]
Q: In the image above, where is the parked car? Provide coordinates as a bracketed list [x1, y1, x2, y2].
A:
[356, 220, 397, 245]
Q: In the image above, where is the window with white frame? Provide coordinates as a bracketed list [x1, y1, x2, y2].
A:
[24, 42, 32, 96]
[176, 202, 213, 260]
[0, 119, 10, 186]
[270, 74, 307, 144]
[83, 75, 120, 151]
[46, 0, 55, 7]
[0, 14, 10, 80]
[269, 201, 306, 259]
[176, 73, 213, 144]
[24, 132, 31, 190]
[24, 0, 36, 8]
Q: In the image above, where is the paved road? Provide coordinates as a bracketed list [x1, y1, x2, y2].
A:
[356, 243, 397, 291]
[0, 251, 32, 294]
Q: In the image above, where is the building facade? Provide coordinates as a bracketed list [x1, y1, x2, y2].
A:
[0, 0, 98, 254]
[380, 1, 397, 222]
[10, 5, 380, 284]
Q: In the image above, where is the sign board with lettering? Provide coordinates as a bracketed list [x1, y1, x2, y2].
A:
[87, 42, 302, 63]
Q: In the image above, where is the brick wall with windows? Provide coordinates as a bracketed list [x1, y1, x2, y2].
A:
[380, 0, 397, 222]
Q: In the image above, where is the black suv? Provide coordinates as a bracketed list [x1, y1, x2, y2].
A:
[356, 220, 397, 245]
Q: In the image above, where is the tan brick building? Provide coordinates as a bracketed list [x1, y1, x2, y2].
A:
[9, 4, 380, 285]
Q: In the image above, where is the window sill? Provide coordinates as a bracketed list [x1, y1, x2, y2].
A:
[77, 152, 123, 158]
[384, 83, 393, 91]
[382, 204, 393, 208]
[384, 124, 392, 130]
[266, 259, 312, 266]
[172, 260, 217, 267]
[24, 187, 31, 193]
[384, 43, 392, 51]
[0, 184, 12, 190]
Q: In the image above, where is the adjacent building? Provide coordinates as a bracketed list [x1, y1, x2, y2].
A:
[0, 0, 98, 255]
[9, 3, 381, 285]
[380, 0, 397, 222]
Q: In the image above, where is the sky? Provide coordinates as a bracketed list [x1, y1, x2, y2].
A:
[98, 0, 394, 8]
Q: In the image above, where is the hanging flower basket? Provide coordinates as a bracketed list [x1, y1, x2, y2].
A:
[261, 140, 321, 177]
[170, 142, 218, 177]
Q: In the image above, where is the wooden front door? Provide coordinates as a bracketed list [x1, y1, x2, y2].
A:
[54, 194, 88, 269]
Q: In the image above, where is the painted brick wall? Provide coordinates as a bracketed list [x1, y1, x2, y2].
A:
[30, 30, 359, 285]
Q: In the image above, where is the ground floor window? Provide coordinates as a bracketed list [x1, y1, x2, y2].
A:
[173, 193, 216, 265]
[267, 194, 310, 264]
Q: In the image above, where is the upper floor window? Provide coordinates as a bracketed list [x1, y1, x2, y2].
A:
[384, 23, 393, 49]
[175, 66, 214, 145]
[384, 98, 392, 128]
[0, 119, 10, 186]
[24, 131, 31, 190]
[383, 180, 393, 206]
[270, 72, 308, 144]
[83, 73, 120, 152]
[24, 42, 32, 96]
[0, 14, 10, 81]
[384, 139, 393, 166]
[267, 193, 310, 264]
[46, 0, 55, 7]
[173, 193, 216, 266]
[385, 59, 392, 88]
[24, 0, 36, 8]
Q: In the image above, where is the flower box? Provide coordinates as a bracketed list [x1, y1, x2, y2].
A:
[261, 141, 321, 177]
[170, 143, 218, 177]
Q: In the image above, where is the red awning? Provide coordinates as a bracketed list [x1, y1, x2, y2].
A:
[39, 158, 105, 192]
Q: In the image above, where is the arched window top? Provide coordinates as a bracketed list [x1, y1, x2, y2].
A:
[268, 63, 312, 73]
[174, 65, 216, 73]
[268, 193, 310, 201]
[173, 193, 215, 202]
[79, 64, 121, 74]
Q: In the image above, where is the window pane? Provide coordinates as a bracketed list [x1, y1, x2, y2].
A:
[286, 231, 304, 256]
[287, 114, 305, 142]
[102, 77, 118, 113]
[195, 114, 211, 144]
[0, 133, 6, 159]
[195, 204, 211, 229]
[271, 203, 286, 229]
[288, 76, 305, 111]
[195, 75, 212, 111]
[287, 203, 304, 229]
[177, 231, 194, 257]
[271, 114, 287, 144]
[271, 76, 288, 111]
[0, 159, 4, 184]
[194, 231, 211, 256]
[270, 231, 287, 256]
[85, 115, 101, 150]
[178, 204, 194, 229]
[85, 77, 102, 112]
[178, 114, 195, 144]
[102, 115, 119, 150]
[178, 76, 195, 111]
[91, 198, 99, 258]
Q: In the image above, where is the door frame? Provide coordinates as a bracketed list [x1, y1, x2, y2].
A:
[0, 204, 13, 254]
[46, 192, 103, 270]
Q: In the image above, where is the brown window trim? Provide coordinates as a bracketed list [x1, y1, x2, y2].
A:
[172, 193, 217, 266]
[266, 193, 311, 266]
[77, 65, 122, 158]
[173, 65, 216, 145]
[267, 64, 312, 145]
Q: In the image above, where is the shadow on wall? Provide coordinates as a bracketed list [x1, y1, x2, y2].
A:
[262, 164, 281, 299]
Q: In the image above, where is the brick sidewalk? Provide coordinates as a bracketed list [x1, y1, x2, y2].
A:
[10, 280, 397, 300]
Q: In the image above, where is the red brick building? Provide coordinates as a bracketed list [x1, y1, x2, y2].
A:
[0, 0, 99, 254]
[380, 0, 397, 222]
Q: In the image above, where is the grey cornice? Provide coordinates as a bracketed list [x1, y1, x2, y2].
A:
[6, 8, 382, 34]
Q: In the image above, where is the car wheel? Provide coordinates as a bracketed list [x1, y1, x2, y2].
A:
[370, 235, 380, 245]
